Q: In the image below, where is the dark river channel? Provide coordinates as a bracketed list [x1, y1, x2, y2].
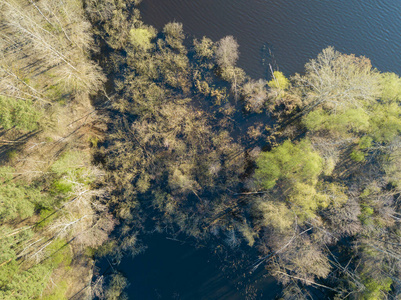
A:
[104, 1, 401, 299]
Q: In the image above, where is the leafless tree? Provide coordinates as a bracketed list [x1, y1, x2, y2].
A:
[215, 35, 239, 68]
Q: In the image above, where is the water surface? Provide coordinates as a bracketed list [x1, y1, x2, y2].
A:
[118, 235, 280, 299]
[141, 0, 401, 78]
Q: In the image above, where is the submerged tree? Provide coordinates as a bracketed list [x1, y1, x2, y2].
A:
[215, 35, 239, 68]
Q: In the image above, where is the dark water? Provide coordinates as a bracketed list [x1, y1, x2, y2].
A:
[117, 235, 280, 299]
[141, 0, 401, 79]
[112, 1, 401, 299]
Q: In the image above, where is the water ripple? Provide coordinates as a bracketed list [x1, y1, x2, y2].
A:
[141, 0, 401, 78]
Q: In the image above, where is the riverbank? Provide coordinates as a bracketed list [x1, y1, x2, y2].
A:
[0, 0, 112, 297]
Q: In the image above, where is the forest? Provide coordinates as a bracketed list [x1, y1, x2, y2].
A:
[0, 0, 401, 299]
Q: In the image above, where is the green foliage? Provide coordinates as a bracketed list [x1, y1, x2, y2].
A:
[129, 27, 156, 51]
[5, 149, 18, 162]
[359, 136, 373, 149]
[36, 208, 57, 229]
[52, 151, 85, 175]
[0, 96, 41, 131]
[267, 71, 290, 90]
[359, 203, 374, 225]
[42, 281, 68, 300]
[45, 84, 66, 102]
[253, 198, 294, 231]
[51, 179, 74, 194]
[288, 182, 329, 219]
[104, 273, 128, 300]
[0, 0, 110, 298]
[361, 275, 392, 300]
[21, 2, 398, 297]
[163, 22, 185, 52]
[88, 136, 100, 148]
[0, 228, 71, 299]
[0, 227, 34, 274]
[380, 72, 401, 103]
[287, 181, 347, 219]
[51, 151, 95, 188]
[350, 149, 366, 162]
[0, 263, 49, 299]
[194, 37, 215, 60]
[254, 140, 323, 189]
[0, 167, 48, 221]
[303, 107, 370, 136]
[46, 239, 72, 269]
[368, 101, 401, 143]
[0, 260, 18, 290]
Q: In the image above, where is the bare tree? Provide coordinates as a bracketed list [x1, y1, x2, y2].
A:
[294, 46, 380, 112]
[242, 79, 268, 112]
[215, 35, 239, 68]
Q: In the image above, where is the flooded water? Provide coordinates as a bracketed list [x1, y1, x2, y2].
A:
[108, 1, 401, 299]
[117, 235, 280, 299]
[141, 0, 401, 78]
